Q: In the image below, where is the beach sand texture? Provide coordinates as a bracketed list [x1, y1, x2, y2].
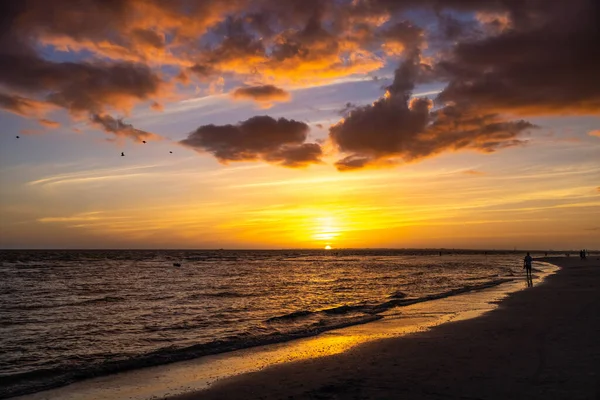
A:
[173, 257, 600, 400]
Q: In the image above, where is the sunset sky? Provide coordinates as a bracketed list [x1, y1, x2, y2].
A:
[0, 0, 598, 249]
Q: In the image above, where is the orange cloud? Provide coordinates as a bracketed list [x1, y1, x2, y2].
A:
[38, 119, 60, 128]
[588, 130, 600, 138]
[0, 93, 54, 117]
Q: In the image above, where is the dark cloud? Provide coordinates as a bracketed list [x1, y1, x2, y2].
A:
[436, 0, 600, 116]
[231, 85, 290, 104]
[379, 20, 424, 54]
[91, 114, 161, 143]
[0, 53, 163, 116]
[131, 29, 165, 49]
[180, 116, 322, 168]
[330, 50, 535, 171]
[264, 143, 323, 167]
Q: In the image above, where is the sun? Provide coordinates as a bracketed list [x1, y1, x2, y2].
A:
[325, 245, 332, 250]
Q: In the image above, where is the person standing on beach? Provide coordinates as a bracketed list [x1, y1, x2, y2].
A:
[524, 252, 533, 276]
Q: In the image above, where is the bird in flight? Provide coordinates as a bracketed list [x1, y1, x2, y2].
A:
[142, 141, 146, 144]
[121, 152, 125, 157]
[169, 151, 173, 154]
[16, 136, 19, 139]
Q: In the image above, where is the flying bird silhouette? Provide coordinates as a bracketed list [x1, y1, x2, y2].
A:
[169, 151, 173, 153]
[16, 136, 19, 139]
[142, 141, 146, 144]
[121, 152, 125, 157]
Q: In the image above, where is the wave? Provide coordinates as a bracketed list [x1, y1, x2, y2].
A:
[5, 296, 127, 311]
[0, 278, 512, 399]
[266, 278, 512, 324]
[78, 296, 126, 305]
[186, 291, 250, 300]
[0, 315, 380, 399]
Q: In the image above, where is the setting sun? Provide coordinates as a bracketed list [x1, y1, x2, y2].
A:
[325, 245, 332, 250]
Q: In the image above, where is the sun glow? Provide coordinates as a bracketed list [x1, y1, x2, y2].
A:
[313, 216, 340, 243]
[325, 245, 332, 250]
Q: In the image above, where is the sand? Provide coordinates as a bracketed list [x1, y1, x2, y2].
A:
[170, 257, 600, 400]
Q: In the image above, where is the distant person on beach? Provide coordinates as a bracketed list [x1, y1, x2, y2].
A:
[524, 252, 533, 276]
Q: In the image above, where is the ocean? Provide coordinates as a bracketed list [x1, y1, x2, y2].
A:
[0, 249, 543, 398]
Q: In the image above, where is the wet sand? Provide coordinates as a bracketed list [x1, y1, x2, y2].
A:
[172, 257, 600, 400]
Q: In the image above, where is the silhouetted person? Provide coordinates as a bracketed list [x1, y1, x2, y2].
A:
[524, 252, 533, 276]
[121, 152, 125, 157]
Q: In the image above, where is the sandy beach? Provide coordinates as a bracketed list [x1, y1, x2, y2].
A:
[170, 257, 600, 400]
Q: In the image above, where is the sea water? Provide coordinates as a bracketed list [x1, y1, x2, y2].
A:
[0, 249, 540, 398]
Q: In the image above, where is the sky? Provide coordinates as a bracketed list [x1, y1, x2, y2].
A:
[0, 0, 599, 250]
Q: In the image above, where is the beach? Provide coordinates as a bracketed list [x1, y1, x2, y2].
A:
[170, 257, 600, 400]
[3, 251, 542, 399]
[6, 256, 599, 400]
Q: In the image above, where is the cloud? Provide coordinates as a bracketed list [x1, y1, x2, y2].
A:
[589, 130, 600, 138]
[231, 85, 291, 106]
[38, 119, 60, 128]
[90, 114, 162, 143]
[180, 116, 322, 168]
[436, 0, 600, 116]
[379, 21, 425, 55]
[463, 169, 485, 175]
[0, 54, 165, 116]
[330, 50, 535, 171]
[0, 93, 54, 117]
[2, 0, 598, 161]
[19, 129, 44, 135]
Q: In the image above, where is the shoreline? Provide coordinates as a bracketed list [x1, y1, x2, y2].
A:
[172, 256, 600, 400]
[9, 258, 561, 400]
